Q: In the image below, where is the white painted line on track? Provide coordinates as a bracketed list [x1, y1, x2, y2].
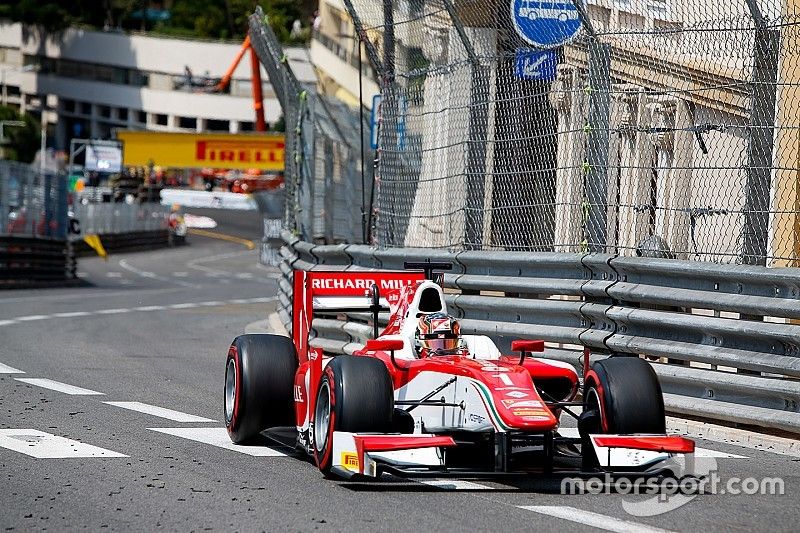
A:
[0, 297, 276, 327]
[119, 259, 196, 288]
[51, 311, 91, 318]
[519, 506, 675, 533]
[173, 272, 189, 277]
[104, 402, 215, 422]
[0, 429, 127, 458]
[0, 362, 24, 374]
[106, 272, 122, 278]
[694, 448, 747, 459]
[148, 427, 287, 457]
[418, 479, 494, 491]
[95, 308, 130, 315]
[15, 315, 50, 321]
[15, 378, 104, 396]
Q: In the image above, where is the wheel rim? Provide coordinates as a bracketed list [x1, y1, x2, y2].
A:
[314, 380, 331, 452]
[585, 386, 605, 432]
[224, 358, 236, 424]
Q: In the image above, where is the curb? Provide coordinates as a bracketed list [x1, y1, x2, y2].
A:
[244, 311, 288, 336]
[666, 416, 800, 458]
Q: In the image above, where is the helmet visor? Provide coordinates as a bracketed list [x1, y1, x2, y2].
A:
[423, 337, 459, 352]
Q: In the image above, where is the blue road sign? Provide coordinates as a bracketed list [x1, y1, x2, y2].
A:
[514, 48, 558, 80]
[510, 0, 583, 49]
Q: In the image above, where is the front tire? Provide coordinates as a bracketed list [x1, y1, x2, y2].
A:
[224, 334, 297, 444]
[312, 356, 394, 474]
[582, 356, 665, 435]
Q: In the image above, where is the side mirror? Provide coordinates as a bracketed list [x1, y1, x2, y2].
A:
[511, 340, 545, 353]
[365, 339, 404, 352]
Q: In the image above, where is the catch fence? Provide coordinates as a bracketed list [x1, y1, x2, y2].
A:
[341, 0, 799, 267]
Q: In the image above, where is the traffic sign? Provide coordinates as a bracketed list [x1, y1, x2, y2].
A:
[514, 48, 558, 81]
[510, 0, 583, 49]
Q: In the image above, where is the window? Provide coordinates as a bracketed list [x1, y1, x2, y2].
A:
[136, 110, 147, 124]
[80, 102, 92, 115]
[98, 105, 111, 118]
[117, 108, 128, 121]
[178, 116, 197, 129]
[239, 121, 254, 132]
[62, 100, 76, 113]
[155, 114, 168, 126]
[206, 119, 229, 132]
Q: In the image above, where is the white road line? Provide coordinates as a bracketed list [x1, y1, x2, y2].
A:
[0, 429, 127, 458]
[169, 303, 199, 309]
[228, 298, 251, 304]
[247, 297, 275, 303]
[148, 427, 287, 457]
[51, 311, 91, 318]
[694, 448, 747, 459]
[106, 272, 122, 278]
[15, 378, 104, 396]
[0, 320, 17, 326]
[236, 273, 254, 279]
[418, 479, 494, 491]
[15, 315, 50, 321]
[519, 506, 675, 533]
[119, 259, 195, 288]
[95, 308, 130, 315]
[134, 305, 166, 312]
[104, 402, 215, 423]
[0, 362, 24, 374]
[199, 301, 224, 306]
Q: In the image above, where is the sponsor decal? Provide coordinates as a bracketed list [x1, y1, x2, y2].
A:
[310, 276, 417, 292]
[293, 385, 304, 402]
[504, 390, 528, 399]
[521, 415, 552, 422]
[502, 399, 544, 409]
[496, 387, 526, 391]
[480, 365, 510, 372]
[341, 452, 360, 472]
[467, 413, 486, 424]
[511, 408, 550, 417]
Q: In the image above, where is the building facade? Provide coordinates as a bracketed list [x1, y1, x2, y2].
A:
[0, 22, 316, 151]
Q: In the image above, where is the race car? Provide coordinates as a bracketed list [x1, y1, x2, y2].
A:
[223, 263, 694, 479]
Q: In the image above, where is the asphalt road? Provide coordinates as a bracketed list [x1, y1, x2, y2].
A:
[1, 212, 798, 532]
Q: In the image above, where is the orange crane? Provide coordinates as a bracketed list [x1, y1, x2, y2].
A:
[215, 35, 267, 132]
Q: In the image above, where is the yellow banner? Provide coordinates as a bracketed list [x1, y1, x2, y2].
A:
[116, 130, 285, 171]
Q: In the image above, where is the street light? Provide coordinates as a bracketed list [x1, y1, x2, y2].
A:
[1, 64, 36, 107]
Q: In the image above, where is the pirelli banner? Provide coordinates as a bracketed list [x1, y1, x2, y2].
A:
[116, 130, 284, 171]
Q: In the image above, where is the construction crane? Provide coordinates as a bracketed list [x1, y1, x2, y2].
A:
[214, 35, 266, 132]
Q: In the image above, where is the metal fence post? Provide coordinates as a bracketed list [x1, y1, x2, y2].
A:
[584, 39, 612, 253]
[742, 27, 780, 266]
[0, 162, 8, 234]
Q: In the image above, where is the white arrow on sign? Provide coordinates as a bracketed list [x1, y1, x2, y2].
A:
[523, 54, 548, 77]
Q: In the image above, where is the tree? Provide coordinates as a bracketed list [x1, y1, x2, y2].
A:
[0, 105, 41, 163]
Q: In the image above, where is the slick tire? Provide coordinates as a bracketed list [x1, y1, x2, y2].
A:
[224, 334, 297, 444]
[583, 356, 665, 435]
[312, 356, 394, 474]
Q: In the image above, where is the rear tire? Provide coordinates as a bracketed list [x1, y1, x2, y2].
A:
[224, 334, 297, 444]
[312, 356, 394, 474]
[582, 356, 665, 435]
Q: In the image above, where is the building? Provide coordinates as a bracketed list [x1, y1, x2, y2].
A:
[0, 21, 316, 151]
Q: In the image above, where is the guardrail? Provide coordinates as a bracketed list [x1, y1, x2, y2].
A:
[0, 236, 76, 287]
[276, 231, 800, 435]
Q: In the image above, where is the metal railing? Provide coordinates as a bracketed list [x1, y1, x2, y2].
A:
[71, 202, 170, 238]
[277, 231, 800, 435]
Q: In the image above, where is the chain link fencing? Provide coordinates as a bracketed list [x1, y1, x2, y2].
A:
[0, 160, 68, 239]
[249, 6, 374, 246]
[339, 0, 799, 266]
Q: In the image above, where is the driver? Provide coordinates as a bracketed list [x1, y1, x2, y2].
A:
[414, 312, 466, 357]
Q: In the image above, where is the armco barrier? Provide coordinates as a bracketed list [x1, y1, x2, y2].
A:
[277, 231, 800, 435]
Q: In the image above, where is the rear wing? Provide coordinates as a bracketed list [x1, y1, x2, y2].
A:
[292, 270, 424, 363]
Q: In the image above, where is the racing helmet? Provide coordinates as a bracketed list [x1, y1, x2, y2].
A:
[415, 312, 461, 355]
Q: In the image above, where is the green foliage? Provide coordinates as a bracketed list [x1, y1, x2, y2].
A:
[0, 106, 41, 163]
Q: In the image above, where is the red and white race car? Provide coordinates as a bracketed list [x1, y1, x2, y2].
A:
[223, 263, 694, 479]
